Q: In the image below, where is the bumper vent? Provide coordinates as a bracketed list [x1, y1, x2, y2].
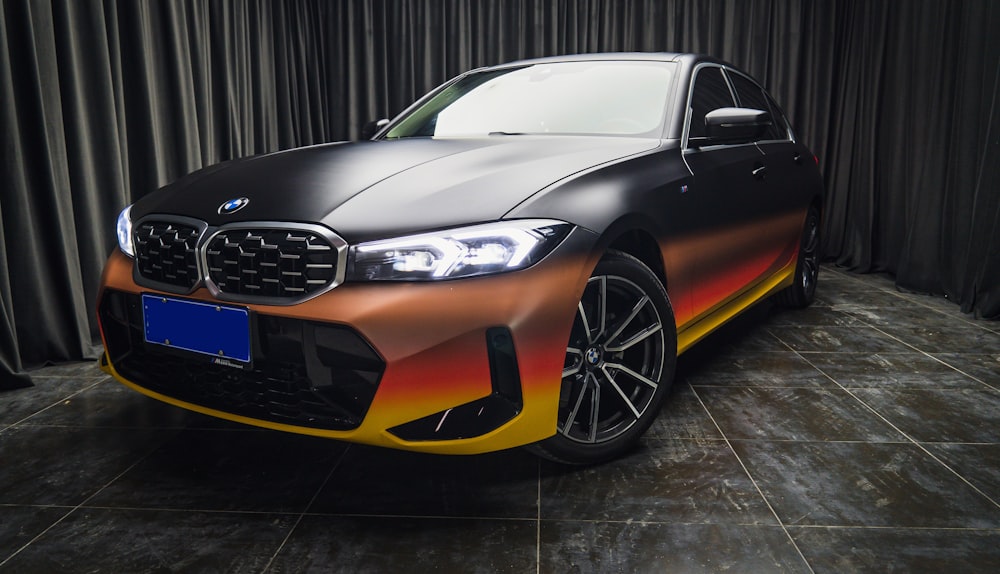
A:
[206, 228, 339, 299]
[134, 221, 201, 290]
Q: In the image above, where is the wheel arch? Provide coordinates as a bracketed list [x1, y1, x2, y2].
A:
[599, 226, 668, 293]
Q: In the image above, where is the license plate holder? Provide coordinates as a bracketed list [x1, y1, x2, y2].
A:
[142, 294, 251, 364]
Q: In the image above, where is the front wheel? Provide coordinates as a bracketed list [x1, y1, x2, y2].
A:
[529, 250, 676, 465]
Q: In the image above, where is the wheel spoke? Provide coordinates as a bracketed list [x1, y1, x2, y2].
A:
[563, 347, 583, 378]
[594, 276, 607, 342]
[604, 361, 658, 389]
[576, 301, 592, 344]
[588, 375, 601, 442]
[604, 295, 650, 347]
[600, 366, 642, 419]
[554, 266, 672, 450]
[560, 372, 591, 437]
[605, 321, 661, 352]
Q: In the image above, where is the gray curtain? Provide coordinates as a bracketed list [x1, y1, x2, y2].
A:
[2, 0, 998, 386]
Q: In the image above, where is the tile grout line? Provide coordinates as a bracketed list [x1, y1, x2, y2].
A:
[687, 384, 817, 574]
[763, 318, 999, 394]
[853, 321, 1000, 393]
[821, 267, 1000, 335]
[536, 458, 541, 574]
[0, 434, 168, 568]
[789, 349, 1000, 511]
[766, 323, 1000, 510]
[0, 378, 107, 434]
[260, 443, 353, 574]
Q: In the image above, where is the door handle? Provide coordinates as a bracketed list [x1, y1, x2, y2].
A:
[793, 153, 803, 164]
[752, 164, 767, 179]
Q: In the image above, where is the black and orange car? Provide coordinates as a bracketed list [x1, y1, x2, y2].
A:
[98, 53, 823, 464]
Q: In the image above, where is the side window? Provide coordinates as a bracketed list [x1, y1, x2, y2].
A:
[729, 72, 787, 141]
[764, 91, 791, 139]
[688, 67, 736, 141]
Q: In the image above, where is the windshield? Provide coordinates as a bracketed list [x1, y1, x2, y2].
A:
[384, 61, 676, 138]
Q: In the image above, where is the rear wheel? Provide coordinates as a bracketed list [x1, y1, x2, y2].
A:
[775, 205, 820, 308]
[530, 250, 676, 465]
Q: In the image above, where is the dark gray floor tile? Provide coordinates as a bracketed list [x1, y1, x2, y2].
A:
[267, 515, 537, 574]
[25, 360, 104, 379]
[539, 521, 809, 574]
[87, 429, 347, 513]
[769, 325, 912, 353]
[789, 526, 1000, 574]
[807, 352, 985, 389]
[0, 505, 69, 562]
[17, 378, 201, 429]
[0, 376, 102, 426]
[850, 388, 1000, 443]
[308, 445, 539, 519]
[0, 426, 170, 506]
[813, 289, 911, 309]
[647, 383, 723, 440]
[681, 306, 790, 357]
[839, 305, 976, 329]
[733, 441, 1000, 528]
[695, 387, 902, 442]
[682, 352, 833, 388]
[0, 508, 294, 573]
[764, 305, 861, 327]
[926, 443, 1000, 503]
[821, 269, 896, 290]
[540, 439, 776, 524]
[539, 521, 810, 574]
[931, 353, 1000, 389]
[878, 323, 1000, 354]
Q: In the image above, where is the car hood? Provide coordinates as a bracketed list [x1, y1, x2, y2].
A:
[132, 136, 658, 242]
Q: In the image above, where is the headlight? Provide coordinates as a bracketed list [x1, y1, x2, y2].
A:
[349, 220, 571, 281]
[116, 205, 134, 257]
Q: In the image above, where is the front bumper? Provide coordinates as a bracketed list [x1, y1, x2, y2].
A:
[97, 228, 599, 454]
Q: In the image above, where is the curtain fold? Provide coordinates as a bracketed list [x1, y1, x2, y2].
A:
[1, 0, 997, 383]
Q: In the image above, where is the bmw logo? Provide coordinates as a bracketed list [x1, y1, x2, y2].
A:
[218, 197, 250, 214]
[585, 347, 602, 366]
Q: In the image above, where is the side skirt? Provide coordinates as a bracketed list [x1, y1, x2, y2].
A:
[676, 264, 795, 355]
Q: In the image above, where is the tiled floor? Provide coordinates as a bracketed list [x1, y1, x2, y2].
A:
[2, 267, 999, 573]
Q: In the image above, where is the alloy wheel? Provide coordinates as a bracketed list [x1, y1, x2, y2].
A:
[558, 274, 665, 444]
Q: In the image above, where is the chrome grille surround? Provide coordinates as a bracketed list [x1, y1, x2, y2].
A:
[130, 216, 348, 305]
[203, 222, 348, 305]
[132, 216, 209, 294]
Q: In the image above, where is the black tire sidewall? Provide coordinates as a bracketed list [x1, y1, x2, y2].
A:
[532, 250, 677, 465]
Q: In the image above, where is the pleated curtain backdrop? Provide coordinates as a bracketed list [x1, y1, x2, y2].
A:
[1, 0, 998, 385]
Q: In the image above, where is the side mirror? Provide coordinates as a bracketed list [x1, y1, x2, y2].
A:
[703, 108, 771, 145]
[361, 118, 390, 140]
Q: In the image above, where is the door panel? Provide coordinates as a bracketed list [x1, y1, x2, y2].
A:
[683, 144, 773, 318]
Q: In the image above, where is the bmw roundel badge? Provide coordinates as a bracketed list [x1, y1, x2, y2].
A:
[218, 197, 250, 215]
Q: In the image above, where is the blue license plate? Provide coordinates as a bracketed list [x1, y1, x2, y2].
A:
[142, 294, 251, 363]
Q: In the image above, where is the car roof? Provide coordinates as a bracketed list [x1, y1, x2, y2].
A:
[486, 52, 726, 70]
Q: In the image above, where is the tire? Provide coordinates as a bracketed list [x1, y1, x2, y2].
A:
[529, 250, 677, 465]
[774, 205, 820, 308]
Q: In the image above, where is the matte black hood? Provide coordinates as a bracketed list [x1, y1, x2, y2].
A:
[132, 137, 658, 242]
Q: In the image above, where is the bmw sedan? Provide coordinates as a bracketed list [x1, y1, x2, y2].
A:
[98, 53, 823, 464]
